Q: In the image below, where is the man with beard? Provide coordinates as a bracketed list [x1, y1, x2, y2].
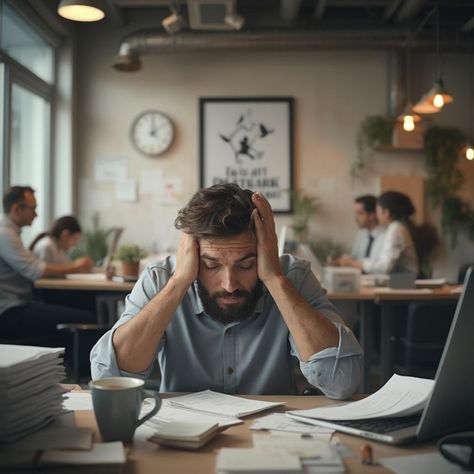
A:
[91, 184, 362, 398]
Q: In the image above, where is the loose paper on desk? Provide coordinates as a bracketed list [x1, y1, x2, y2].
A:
[252, 433, 332, 459]
[63, 392, 93, 411]
[376, 288, 433, 295]
[39, 441, 126, 466]
[169, 390, 285, 418]
[250, 413, 334, 438]
[216, 448, 302, 473]
[380, 452, 465, 474]
[145, 399, 241, 429]
[287, 374, 434, 421]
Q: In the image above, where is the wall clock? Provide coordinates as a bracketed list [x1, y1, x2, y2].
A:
[130, 110, 174, 157]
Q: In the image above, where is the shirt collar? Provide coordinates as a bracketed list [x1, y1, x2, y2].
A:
[191, 280, 266, 316]
[0, 214, 21, 234]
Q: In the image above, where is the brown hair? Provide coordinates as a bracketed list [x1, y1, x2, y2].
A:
[175, 183, 256, 239]
[29, 215, 82, 251]
[3, 186, 35, 213]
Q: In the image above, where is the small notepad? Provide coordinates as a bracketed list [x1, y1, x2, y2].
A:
[149, 420, 221, 450]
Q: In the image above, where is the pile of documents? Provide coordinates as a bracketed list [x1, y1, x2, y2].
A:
[146, 390, 285, 449]
[215, 433, 345, 474]
[0, 345, 68, 443]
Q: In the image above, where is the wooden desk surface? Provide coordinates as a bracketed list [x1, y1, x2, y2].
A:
[74, 394, 436, 474]
[328, 285, 461, 302]
[35, 278, 135, 292]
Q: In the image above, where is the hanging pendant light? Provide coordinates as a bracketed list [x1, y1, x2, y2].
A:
[413, 93, 440, 114]
[58, 0, 105, 22]
[397, 27, 421, 132]
[424, 2, 453, 109]
[464, 35, 474, 161]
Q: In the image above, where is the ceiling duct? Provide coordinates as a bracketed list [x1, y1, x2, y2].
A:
[112, 28, 449, 72]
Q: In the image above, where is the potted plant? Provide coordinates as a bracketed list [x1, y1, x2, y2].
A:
[115, 244, 147, 277]
[290, 189, 320, 243]
[68, 213, 114, 265]
[352, 115, 393, 179]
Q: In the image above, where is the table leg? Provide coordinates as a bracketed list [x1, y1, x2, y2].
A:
[380, 302, 394, 384]
[359, 301, 374, 393]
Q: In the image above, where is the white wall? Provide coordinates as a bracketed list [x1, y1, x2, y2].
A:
[75, 19, 473, 281]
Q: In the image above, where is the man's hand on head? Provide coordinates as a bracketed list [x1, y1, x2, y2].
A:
[173, 232, 199, 288]
[251, 192, 283, 284]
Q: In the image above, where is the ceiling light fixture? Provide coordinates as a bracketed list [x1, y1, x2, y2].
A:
[464, 35, 474, 161]
[424, 2, 453, 109]
[57, 0, 105, 22]
[398, 27, 420, 132]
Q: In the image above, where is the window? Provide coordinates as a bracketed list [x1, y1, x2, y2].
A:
[0, 1, 56, 245]
[1, 2, 54, 83]
[10, 83, 50, 243]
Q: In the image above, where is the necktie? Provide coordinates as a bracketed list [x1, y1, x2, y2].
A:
[365, 235, 374, 258]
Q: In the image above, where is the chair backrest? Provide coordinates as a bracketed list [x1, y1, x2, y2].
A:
[406, 301, 457, 344]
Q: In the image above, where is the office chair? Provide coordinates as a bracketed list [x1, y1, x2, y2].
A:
[394, 300, 457, 379]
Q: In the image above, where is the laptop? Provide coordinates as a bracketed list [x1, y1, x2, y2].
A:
[289, 266, 474, 445]
[65, 227, 124, 280]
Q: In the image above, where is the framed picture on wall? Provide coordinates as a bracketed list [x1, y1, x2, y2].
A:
[200, 97, 294, 213]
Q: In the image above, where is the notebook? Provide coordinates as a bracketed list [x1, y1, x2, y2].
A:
[288, 266, 474, 445]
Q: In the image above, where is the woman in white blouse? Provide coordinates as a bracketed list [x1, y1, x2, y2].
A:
[337, 191, 419, 275]
[30, 216, 83, 264]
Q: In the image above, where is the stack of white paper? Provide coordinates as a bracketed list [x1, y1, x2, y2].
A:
[0, 345, 67, 442]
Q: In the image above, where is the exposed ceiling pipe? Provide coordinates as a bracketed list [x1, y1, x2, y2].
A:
[387, 50, 405, 118]
[394, 0, 429, 23]
[280, 0, 303, 22]
[112, 29, 465, 72]
[314, 0, 328, 22]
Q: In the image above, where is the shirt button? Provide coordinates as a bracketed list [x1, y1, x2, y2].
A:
[227, 367, 234, 375]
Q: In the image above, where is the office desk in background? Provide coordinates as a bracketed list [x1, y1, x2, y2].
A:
[73, 394, 437, 474]
[34, 278, 134, 326]
[328, 286, 461, 392]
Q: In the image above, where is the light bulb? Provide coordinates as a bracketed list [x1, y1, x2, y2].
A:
[58, 5, 105, 22]
[466, 147, 474, 160]
[433, 94, 444, 108]
[403, 116, 415, 132]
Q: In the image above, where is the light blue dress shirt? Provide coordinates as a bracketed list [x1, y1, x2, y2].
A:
[0, 215, 46, 315]
[91, 254, 363, 399]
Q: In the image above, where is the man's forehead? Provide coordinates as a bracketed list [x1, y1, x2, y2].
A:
[199, 233, 257, 255]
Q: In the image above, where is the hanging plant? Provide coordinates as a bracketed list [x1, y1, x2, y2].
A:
[424, 126, 474, 247]
[351, 115, 393, 179]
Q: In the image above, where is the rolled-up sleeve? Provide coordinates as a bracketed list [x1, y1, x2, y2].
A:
[90, 263, 168, 379]
[288, 260, 363, 400]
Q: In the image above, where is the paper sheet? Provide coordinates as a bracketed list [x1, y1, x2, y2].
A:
[169, 390, 285, 418]
[250, 413, 334, 438]
[139, 169, 163, 195]
[252, 433, 331, 459]
[94, 158, 127, 182]
[63, 392, 93, 411]
[380, 452, 464, 474]
[145, 399, 242, 429]
[287, 374, 434, 421]
[216, 448, 302, 472]
[116, 178, 138, 202]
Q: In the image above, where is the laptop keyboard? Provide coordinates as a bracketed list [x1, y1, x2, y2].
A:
[335, 415, 421, 434]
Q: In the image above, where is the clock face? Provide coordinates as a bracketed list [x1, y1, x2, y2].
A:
[130, 110, 174, 156]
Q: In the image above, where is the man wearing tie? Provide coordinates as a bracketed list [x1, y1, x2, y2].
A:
[349, 195, 386, 263]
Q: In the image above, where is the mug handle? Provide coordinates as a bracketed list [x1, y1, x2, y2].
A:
[136, 391, 162, 428]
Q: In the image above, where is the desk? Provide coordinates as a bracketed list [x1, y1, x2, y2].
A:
[328, 286, 461, 391]
[74, 394, 436, 474]
[35, 278, 134, 325]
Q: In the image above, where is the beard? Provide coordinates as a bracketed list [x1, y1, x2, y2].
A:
[197, 279, 263, 325]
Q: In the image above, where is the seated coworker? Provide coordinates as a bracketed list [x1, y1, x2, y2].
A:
[337, 191, 419, 275]
[30, 216, 82, 264]
[91, 184, 362, 399]
[0, 186, 95, 341]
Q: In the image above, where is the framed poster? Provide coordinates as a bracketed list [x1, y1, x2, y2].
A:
[200, 97, 294, 213]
